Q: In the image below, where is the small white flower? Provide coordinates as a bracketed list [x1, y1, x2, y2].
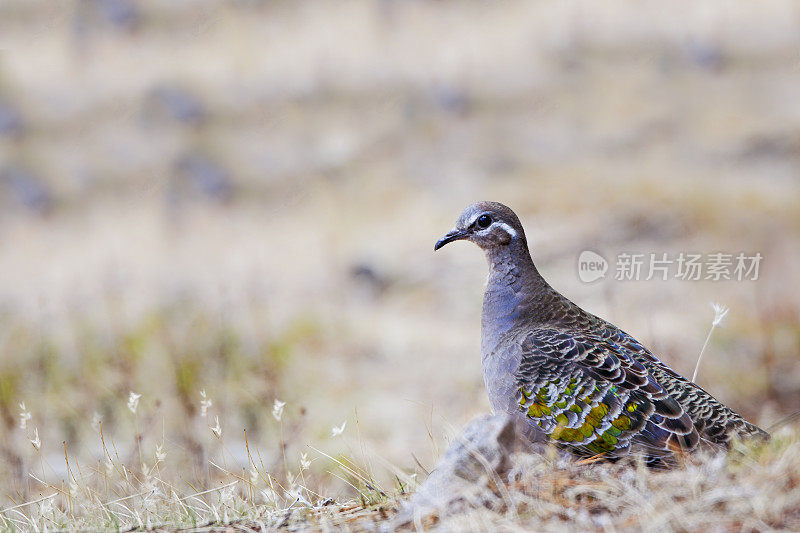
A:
[127, 392, 141, 414]
[331, 420, 346, 437]
[200, 389, 213, 418]
[155, 444, 166, 462]
[30, 428, 41, 450]
[300, 453, 311, 471]
[711, 302, 729, 327]
[272, 399, 285, 421]
[19, 402, 31, 430]
[250, 467, 259, 485]
[91, 412, 102, 433]
[210, 415, 222, 438]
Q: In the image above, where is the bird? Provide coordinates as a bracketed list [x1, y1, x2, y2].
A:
[434, 201, 768, 463]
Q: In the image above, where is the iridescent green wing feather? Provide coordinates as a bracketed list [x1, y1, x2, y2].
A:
[596, 325, 769, 445]
[515, 328, 700, 459]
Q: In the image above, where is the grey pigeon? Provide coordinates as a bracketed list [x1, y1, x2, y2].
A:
[435, 201, 767, 463]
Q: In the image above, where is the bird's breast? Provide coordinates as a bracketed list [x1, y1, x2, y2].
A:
[481, 287, 526, 414]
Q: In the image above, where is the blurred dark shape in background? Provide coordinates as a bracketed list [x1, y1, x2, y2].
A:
[170, 152, 234, 205]
[0, 166, 53, 215]
[0, 98, 24, 139]
[687, 41, 726, 73]
[350, 263, 391, 298]
[609, 210, 690, 244]
[737, 132, 800, 162]
[432, 85, 471, 116]
[74, 0, 141, 36]
[143, 85, 207, 128]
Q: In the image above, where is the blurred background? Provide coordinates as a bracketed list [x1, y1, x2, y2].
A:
[1, 0, 799, 510]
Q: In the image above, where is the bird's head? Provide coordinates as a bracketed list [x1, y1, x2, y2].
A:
[434, 201, 526, 253]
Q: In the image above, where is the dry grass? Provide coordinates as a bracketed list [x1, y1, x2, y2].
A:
[1, 0, 799, 530]
[412, 434, 800, 532]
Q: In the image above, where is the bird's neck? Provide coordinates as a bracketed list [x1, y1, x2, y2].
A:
[485, 240, 546, 289]
[482, 241, 553, 333]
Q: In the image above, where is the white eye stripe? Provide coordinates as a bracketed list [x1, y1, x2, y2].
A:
[495, 222, 518, 238]
[475, 221, 518, 239]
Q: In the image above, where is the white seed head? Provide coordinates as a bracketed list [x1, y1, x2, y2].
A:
[210, 415, 222, 438]
[711, 302, 729, 327]
[127, 392, 141, 414]
[30, 427, 41, 450]
[300, 452, 311, 471]
[19, 402, 31, 430]
[331, 420, 347, 437]
[272, 399, 285, 421]
[200, 389, 213, 418]
[155, 444, 166, 462]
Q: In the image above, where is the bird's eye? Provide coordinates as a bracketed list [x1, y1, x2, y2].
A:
[476, 214, 492, 229]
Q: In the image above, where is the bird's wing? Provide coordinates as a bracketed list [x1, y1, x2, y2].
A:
[515, 327, 700, 458]
[596, 325, 769, 445]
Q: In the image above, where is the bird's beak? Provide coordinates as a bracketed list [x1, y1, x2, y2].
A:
[434, 228, 469, 251]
